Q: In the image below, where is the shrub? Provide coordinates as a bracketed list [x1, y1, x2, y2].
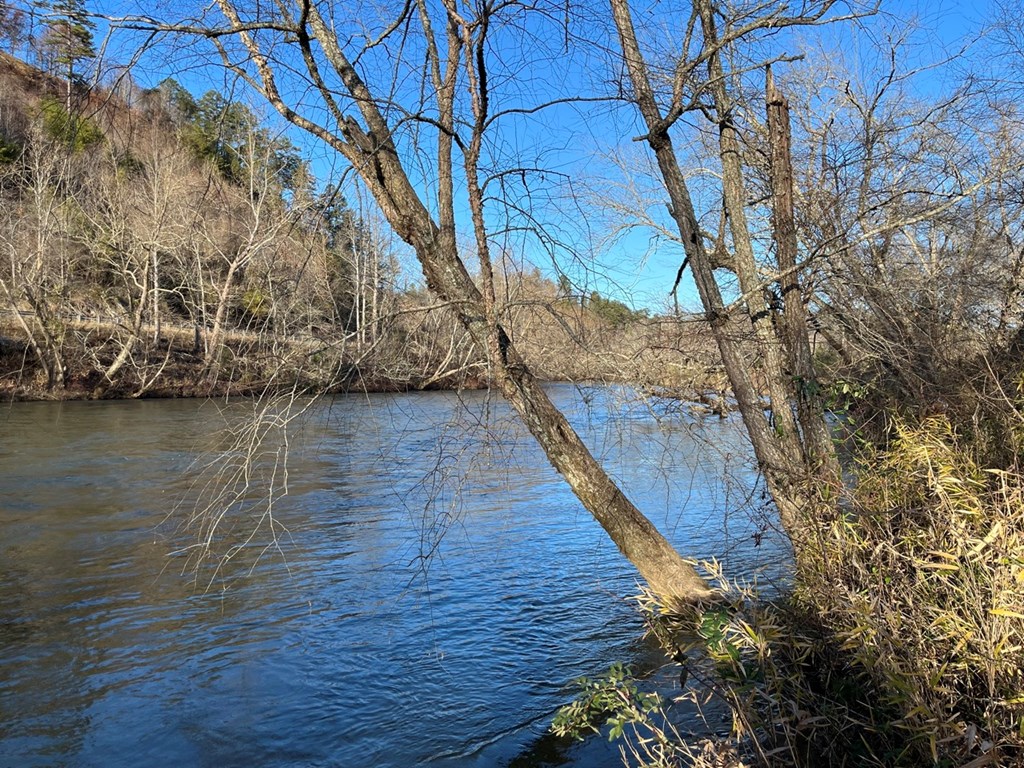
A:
[38, 96, 103, 151]
[798, 415, 1024, 766]
[0, 134, 20, 163]
[559, 442, 1024, 768]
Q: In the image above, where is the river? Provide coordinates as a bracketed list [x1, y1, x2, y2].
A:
[0, 384, 787, 767]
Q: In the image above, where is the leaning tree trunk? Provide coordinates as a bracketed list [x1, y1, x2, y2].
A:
[212, 0, 714, 605]
[609, 0, 842, 544]
[204, 258, 239, 383]
[348, 120, 713, 603]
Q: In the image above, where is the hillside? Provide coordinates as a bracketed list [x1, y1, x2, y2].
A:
[0, 51, 721, 401]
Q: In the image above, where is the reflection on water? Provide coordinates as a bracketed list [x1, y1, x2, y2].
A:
[0, 385, 787, 767]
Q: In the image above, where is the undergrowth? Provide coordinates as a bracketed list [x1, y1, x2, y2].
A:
[554, 413, 1024, 767]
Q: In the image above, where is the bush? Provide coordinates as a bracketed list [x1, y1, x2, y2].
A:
[799, 415, 1024, 766]
[586, 291, 647, 328]
[38, 96, 103, 151]
[559, 425, 1024, 768]
[0, 134, 21, 163]
[552, 653, 748, 767]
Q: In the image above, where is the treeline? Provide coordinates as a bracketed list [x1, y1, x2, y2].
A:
[0, 48, 710, 399]
[0, 46, 397, 396]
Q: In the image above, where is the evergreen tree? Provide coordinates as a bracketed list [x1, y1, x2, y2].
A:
[41, 0, 95, 111]
[587, 291, 645, 327]
[177, 90, 305, 191]
[146, 78, 199, 126]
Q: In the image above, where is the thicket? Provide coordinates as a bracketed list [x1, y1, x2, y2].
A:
[548, 6, 1024, 763]
[552, 230, 1024, 765]
[555, 387, 1024, 766]
[38, 95, 101, 150]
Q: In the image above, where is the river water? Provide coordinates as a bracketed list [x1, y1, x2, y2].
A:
[0, 384, 787, 767]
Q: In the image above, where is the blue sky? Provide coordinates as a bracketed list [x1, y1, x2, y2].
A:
[59, 0, 1012, 311]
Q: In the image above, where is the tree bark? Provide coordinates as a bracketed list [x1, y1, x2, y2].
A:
[609, 0, 841, 538]
[765, 68, 837, 476]
[206, 0, 714, 605]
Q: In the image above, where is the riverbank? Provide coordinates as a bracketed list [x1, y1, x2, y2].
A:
[0, 313, 727, 403]
[0, 304, 489, 401]
[0, 327, 489, 402]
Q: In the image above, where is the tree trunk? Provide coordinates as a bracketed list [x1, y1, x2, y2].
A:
[103, 252, 150, 383]
[609, 0, 840, 540]
[374, 162, 713, 604]
[765, 68, 838, 477]
[195, 0, 714, 605]
[205, 259, 238, 381]
[150, 246, 161, 347]
[0, 277, 53, 386]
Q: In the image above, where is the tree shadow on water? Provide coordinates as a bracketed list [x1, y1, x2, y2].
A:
[504, 728, 623, 768]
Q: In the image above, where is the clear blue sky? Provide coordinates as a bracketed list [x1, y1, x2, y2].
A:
[78, 0, 1003, 313]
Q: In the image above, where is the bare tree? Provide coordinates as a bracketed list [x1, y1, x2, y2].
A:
[0, 125, 77, 389]
[113, 0, 715, 603]
[780, 30, 1024, 432]
[603, 0, 1024, 546]
[201, 127, 300, 382]
[81, 132, 202, 390]
[0, 1, 26, 53]
[605, 0, 870, 544]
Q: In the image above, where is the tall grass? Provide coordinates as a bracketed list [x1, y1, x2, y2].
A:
[797, 415, 1024, 765]
[555, 414, 1024, 766]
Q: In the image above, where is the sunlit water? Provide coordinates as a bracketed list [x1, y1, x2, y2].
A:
[0, 384, 788, 767]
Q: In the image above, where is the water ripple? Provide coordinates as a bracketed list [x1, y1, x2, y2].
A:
[0, 386, 785, 767]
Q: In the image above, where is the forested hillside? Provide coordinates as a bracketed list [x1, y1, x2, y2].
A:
[0, 48, 708, 398]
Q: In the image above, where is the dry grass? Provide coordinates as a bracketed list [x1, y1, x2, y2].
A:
[557, 411, 1024, 767]
[796, 414, 1024, 765]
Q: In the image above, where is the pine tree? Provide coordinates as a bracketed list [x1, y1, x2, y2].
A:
[41, 0, 95, 111]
